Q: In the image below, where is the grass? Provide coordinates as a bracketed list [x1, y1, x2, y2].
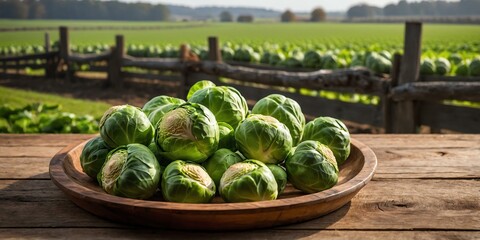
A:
[0, 20, 479, 48]
[0, 86, 111, 118]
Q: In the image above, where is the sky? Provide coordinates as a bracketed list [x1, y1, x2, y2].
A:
[120, 0, 457, 12]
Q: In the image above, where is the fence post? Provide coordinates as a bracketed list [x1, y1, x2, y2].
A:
[208, 36, 222, 62]
[44, 32, 53, 78]
[384, 53, 402, 133]
[392, 22, 422, 133]
[16, 60, 20, 75]
[178, 44, 189, 99]
[204, 36, 221, 84]
[59, 26, 72, 81]
[108, 35, 124, 88]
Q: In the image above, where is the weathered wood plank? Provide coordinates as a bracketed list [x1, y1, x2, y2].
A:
[69, 51, 110, 63]
[122, 71, 182, 82]
[0, 229, 478, 240]
[420, 75, 480, 82]
[419, 102, 480, 133]
[284, 179, 480, 230]
[391, 81, 480, 101]
[0, 134, 94, 146]
[394, 22, 422, 133]
[0, 179, 478, 230]
[373, 148, 480, 179]
[199, 62, 386, 94]
[0, 51, 58, 62]
[354, 134, 480, 149]
[0, 146, 69, 158]
[0, 158, 50, 179]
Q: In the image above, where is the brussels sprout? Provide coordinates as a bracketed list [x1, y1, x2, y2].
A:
[155, 103, 219, 163]
[186, 80, 216, 100]
[285, 140, 338, 193]
[220, 160, 278, 202]
[218, 122, 236, 151]
[235, 114, 292, 164]
[162, 160, 215, 203]
[252, 94, 305, 145]
[189, 86, 248, 129]
[233, 46, 257, 62]
[202, 148, 243, 188]
[303, 50, 322, 69]
[97, 144, 161, 199]
[260, 51, 272, 64]
[366, 52, 391, 74]
[321, 54, 338, 69]
[278, 57, 303, 68]
[455, 61, 470, 76]
[420, 59, 436, 75]
[147, 141, 170, 168]
[269, 51, 286, 66]
[448, 53, 463, 65]
[221, 47, 235, 61]
[142, 96, 185, 127]
[470, 58, 480, 76]
[267, 164, 288, 194]
[99, 105, 154, 148]
[80, 136, 112, 180]
[379, 50, 392, 60]
[302, 116, 350, 165]
[435, 58, 451, 76]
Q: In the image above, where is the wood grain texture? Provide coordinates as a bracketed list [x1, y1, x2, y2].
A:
[0, 134, 94, 146]
[1, 179, 478, 230]
[1, 229, 479, 240]
[0, 158, 50, 179]
[391, 81, 480, 101]
[0, 134, 479, 239]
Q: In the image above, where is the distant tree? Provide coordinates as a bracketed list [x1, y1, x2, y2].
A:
[346, 4, 381, 19]
[459, 0, 480, 15]
[383, 4, 398, 16]
[220, 11, 233, 22]
[26, 0, 46, 19]
[237, 15, 254, 22]
[310, 7, 326, 22]
[0, 0, 29, 19]
[281, 10, 296, 22]
[396, 0, 411, 16]
[150, 5, 171, 21]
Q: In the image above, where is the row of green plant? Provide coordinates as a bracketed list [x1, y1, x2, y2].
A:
[1, 41, 479, 76]
[0, 103, 98, 133]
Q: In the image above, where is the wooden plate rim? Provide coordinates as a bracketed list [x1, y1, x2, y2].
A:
[49, 137, 377, 212]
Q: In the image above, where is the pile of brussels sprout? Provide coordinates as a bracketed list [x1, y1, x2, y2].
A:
[80, 80, 351, 203]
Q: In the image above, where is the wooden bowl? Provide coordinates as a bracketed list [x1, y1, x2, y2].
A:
[49, 137, 377, 231]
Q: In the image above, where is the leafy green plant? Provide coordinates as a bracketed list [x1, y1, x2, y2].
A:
[0, 103, 98, 133]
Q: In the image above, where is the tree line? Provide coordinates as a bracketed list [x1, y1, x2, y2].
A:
[0, 0, 170, 21]
[220, 8, 327, 23]
[347, 0, 480, 19]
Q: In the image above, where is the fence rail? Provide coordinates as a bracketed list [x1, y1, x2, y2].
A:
[0, 22, 479, 133]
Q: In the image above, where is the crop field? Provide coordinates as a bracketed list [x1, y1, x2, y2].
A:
[2, 20, 479, 77]
[0, 20, 479, 47]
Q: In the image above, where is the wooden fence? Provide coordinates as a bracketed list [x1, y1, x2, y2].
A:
[1, 22, 479, 133]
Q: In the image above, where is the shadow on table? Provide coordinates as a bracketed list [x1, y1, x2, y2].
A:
[1, 172, 351, 239]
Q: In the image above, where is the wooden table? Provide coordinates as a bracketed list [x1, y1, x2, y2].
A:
[1, 134, 479, 239]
